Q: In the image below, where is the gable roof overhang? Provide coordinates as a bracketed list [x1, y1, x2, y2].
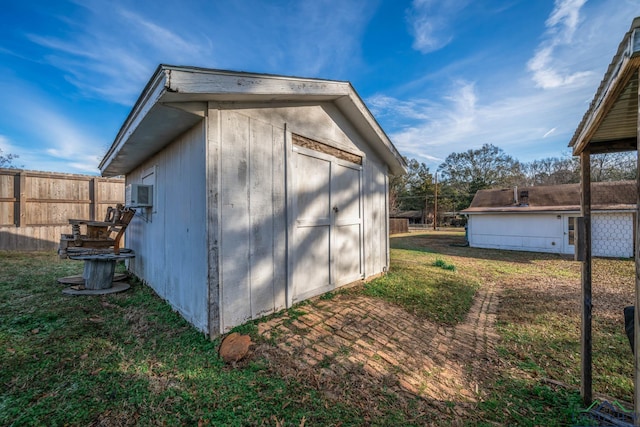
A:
[569, 17, 640, 155]
[100, 65, 407, 177]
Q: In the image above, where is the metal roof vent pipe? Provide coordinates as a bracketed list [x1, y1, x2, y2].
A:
[513, 186, 518, 205]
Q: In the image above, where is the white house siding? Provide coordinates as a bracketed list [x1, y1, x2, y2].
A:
[592, 212, 633, 258]
[126, 122, 209, 332]
[467, 211, 634, 258]
[467, 213, 566, 254]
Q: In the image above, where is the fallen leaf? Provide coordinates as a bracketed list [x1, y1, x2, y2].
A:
[88, 316, 104, 323]
[80, 353, 89, 360]
[7, 348, 15, 354]
[31, 328, 39, 334]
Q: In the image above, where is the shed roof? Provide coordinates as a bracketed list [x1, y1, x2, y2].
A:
[99, 65, 407, 176]
[462, 181, 636, 214]
[569, 17, 640, 155]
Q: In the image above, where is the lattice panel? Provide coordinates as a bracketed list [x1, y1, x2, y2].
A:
[592, 212, 634, 258]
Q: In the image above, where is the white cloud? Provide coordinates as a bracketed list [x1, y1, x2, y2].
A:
[26, 4, 212, 105]
[546, 0, 586, 41]
[368, 94, 433, 122]
[25, 112, 102, 174]
[0, 78, 105, 174]
[527, 0, 590, 89]
[25, 0, 374, 103]
[407, 0, 470, 53]
[384, 0, 639, 170]
[0, 135, 13, 150]
[376, 77, 588, 168]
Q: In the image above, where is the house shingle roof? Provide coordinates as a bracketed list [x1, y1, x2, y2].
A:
[462, 181, 636, 213]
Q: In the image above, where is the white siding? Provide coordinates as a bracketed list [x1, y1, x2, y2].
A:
[217, 110, 287, 332]
[126, 122, 209, 332]
[125, 103, 393, 335]
[214, 104, 390, 331]
[247, 103, 390, 277]
[364, 157, 389, 276]
[467, 211, 634, 258]
[467, 213, 566, 254]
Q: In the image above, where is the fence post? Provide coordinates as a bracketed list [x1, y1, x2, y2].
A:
[15, 171, 27, 227]
[89, 178, 96, 221]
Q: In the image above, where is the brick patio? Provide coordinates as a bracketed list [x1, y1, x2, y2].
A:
[257, 283, 499, 406]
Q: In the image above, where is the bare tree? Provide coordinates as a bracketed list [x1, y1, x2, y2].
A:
[438, 144, 524, 209]
[0, 149, 20, 169]
[524, 156, 579, 186]
[590, 152, 636, 182]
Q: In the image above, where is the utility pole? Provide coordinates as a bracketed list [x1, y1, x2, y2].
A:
[433, 172, 438, 231]
[424, 193, 428, 228]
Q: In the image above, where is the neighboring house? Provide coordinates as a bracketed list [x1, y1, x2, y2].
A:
[390, 210, 424, 224]
[99, 65, 407, 337]
[462, 181, 635, 258]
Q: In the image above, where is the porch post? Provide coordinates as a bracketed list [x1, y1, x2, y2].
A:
[635, 90, 640, 424]
[580, 151, 592, 406]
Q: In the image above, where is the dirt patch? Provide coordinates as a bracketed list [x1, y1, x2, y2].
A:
[254, 284, 501, 423]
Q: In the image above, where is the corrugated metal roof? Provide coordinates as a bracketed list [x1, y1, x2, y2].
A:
[462, 181, 636, 213]
[570, 17, 640, 154]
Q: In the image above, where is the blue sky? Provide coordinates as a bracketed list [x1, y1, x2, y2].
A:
[1, 0, 638, 175]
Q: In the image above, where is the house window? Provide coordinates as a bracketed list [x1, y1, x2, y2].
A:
[568, 217, 575, 245]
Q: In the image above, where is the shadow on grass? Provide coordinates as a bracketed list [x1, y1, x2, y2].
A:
[391, 230, 576, 265]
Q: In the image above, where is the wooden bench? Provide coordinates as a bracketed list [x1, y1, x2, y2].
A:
[58, 204, 136, 259]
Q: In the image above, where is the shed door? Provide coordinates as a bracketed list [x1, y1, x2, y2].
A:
[291, 142, 363, 303]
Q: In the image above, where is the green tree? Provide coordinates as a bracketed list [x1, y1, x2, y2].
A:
[389, 158, 433, 216]
[402, 159, 433, 211]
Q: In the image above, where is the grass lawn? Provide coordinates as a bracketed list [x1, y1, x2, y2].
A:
[387, 229, 634, 425]
[1, 230, 635, 426]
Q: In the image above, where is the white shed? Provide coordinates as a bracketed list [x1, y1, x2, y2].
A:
[462, 181, 636, 258]
[99, 65, 407, 337]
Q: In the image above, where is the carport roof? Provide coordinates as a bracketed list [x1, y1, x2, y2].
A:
[569, 17, 640, 155]
[99, 65, 407, 177]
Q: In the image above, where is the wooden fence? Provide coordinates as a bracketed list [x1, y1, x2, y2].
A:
[0, 169, 124, 251]
[389, 218, 409, 235]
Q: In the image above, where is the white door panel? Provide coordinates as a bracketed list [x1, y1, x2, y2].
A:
[291, 146, 363, 302]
